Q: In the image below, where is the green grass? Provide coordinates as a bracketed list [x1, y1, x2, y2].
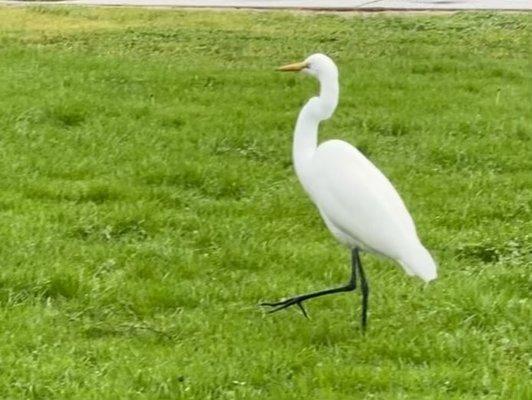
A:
[0, 6, 530, 399]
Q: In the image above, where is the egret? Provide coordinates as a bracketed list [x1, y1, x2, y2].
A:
[261, 54, 437, 330]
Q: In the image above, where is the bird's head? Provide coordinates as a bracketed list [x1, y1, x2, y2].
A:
[277, 53, 338, 80]
[277, 53, 339, 120]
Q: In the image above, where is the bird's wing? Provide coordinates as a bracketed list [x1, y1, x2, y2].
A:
[309, 139, 420, 261]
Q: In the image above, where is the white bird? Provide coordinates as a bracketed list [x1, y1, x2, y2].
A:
[261, 54, 437, 330]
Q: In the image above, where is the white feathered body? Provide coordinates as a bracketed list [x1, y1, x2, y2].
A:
[287, 53, 437, 283]
[297, 139, 437, 282]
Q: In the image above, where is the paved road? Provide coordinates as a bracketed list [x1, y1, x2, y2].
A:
[2, 0, 530, 10]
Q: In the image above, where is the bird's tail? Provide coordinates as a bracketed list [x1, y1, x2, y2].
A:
[400, 245, 437, 282]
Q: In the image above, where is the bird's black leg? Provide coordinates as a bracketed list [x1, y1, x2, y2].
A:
[261, 249, 358, 318]
[354, 249, 370, 332]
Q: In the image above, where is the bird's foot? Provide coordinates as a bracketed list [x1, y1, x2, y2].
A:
[260, 296, 309, 319]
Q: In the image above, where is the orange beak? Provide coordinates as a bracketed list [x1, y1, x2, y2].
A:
[276, 61, 309, 72]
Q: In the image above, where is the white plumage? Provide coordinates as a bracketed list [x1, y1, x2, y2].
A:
[308, 139, 437, 281]
[262, 53, 437, 329]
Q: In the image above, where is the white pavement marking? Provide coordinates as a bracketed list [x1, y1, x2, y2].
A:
[1, 0, 530, 10]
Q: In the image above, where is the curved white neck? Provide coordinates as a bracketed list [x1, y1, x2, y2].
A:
[293, 72, 339, 181]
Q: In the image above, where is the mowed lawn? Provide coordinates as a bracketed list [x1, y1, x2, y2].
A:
[0, 6, 530, 399]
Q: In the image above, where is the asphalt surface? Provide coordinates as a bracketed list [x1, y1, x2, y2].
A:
[2, 0, 531, 10]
